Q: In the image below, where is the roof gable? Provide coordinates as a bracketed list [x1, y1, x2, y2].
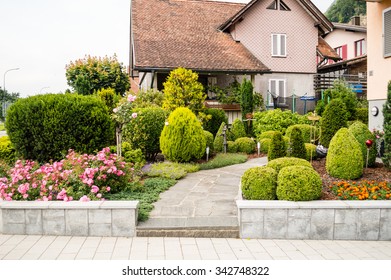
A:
[219, 0, 333, 34]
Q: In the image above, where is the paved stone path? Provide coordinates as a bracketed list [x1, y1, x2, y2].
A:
[1, 235, 391, 260]
[137, 157, 268, 233]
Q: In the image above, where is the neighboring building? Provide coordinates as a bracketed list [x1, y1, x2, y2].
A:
[366, 0, 391, 131]
[130, 0, 335, 116]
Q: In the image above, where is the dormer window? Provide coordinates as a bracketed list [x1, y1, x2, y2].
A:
[267, 0, 291, 11]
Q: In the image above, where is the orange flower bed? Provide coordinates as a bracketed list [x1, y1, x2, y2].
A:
[330, 180, 391, 200]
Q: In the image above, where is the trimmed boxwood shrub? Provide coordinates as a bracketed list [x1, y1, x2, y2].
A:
[160, 107, 206, 162]
[6, 94, 114, 162]
[123, 107, 167, 160]
[276, 165, 322, 201]
[267, 157, 313, 173]
[268, 131, 286, 161]
[320, 98, 348, 148]
[326, 128, 363, 180]
[260, 138, 271, 153]
[259, 130, 277, 140]
[227, 141, 238, 153]
[285, 124, 319, 144]
[0, 136, 16, 165]
[288, 127, 306, 159]
[214, 122, 227, 152]
[241, 166, 277, 200]
[235, 137, 255, 154]
[348, 121, 376, 167]
[204, 130, 214, 154]
[230, 119, 247, 140]
[305, 143, 317, 161]
[203, 108, 228, 136]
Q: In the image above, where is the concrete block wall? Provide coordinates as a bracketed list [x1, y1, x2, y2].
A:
[237, 200, 391, 240]
[0, 201, 138, 237]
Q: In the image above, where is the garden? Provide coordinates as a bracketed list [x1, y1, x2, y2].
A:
[0, 59, 390, 227]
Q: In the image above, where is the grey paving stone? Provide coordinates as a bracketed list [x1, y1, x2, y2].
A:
[241, 222, 263, 239]
[89, 209, 111, 224]
[25, 209, 43, 235]
[357, 209, 380, 240]
[310, 209, 335, 239]
[3, 209, 24, 224]
[287, 209, 311, 239]
[43, 209, 65, 235]
[65, 210, 88, 236]
[380, 209, 391, 240]
[89, 224, 112, 236]
[263, 209, 288, 239]
[112, 209, 136, 237]
[334, 209, 358, 240]
[240, 209, 264, 223]
[2, 224, 25, 235]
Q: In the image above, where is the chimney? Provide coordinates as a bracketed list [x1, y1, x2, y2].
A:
[350, 16, 361, 26]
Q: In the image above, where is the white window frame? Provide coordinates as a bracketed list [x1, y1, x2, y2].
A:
[271, 33, 287, 57]
[354, 39, 366, 57]
[268, 79, 286, 106]
[383, 7, 391, 58]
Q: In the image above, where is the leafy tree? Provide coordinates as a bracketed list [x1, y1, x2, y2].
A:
[162, 68, 206, 114]
[95, 88, 121, 113]
[320, 98, 348, 148]
[0, 87, 20, 120]
[325, 0, 366, 23]
[240, 78, 254, 120]
[383, 82, 391, 169]
[65, 55, 130, 96]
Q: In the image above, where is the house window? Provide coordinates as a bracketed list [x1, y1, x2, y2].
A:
[384, 7, 391, 57]
[335, 44, 347, 60]
[272, 34, 287, 57]
[268, 79, 286, 105]
[267, 0, 290, 11]
[207, 76, 217, 99]
[354, 39, 366, 57]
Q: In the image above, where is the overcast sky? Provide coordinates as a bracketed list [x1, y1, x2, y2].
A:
[0, 0, 334, 97]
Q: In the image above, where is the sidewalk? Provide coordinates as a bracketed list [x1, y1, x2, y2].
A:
[1, 235, 391, 260]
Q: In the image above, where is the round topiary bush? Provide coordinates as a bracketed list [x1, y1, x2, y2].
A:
[6, 94, 114, 162]
[123, 107, 167, 160]
[305, 143, 317, 161]
[214, 122, 227, 152]
[235, 137, 255, 154]
[285, 124, 319, 143]
[268, 131, 286, 161]
[230, 119, 247, 140]
[204, 130, 214, 154]
[160, 107, 206, 162]
[326, 127, 363, 179]
[288, 127, 307, 159]
[260, 138, 271, 153]
[348, 121, 376, 167]
[276, 165, 322, 201]
[320, 98, 348, 148]
[267, 157, 312, 173]
[227, 141, 238, 153]
[241, 166, 278, 200]
[203, 108, 228, 137]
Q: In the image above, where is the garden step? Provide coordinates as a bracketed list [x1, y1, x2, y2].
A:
[137, 216, 238, 228]
[136, 227, 239, 238]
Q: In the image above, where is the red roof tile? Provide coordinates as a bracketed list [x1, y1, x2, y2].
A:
[132, 0, 270, 73]
[317, 37, 341, 61]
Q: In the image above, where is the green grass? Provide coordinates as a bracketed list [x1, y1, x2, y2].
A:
[105, 177, 177, 221]
[147, 162, 199, 179]
[199, 153, 248, 170]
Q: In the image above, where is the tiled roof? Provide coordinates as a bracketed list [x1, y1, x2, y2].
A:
[317, 37, 341, 61]
[132, 0, 270, 73]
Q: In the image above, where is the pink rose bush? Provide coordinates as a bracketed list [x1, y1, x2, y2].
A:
[0, 147, 133, 201]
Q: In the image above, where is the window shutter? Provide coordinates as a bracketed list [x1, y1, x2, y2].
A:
[384, 8, 391, 57]
[342, 45, 348, 60]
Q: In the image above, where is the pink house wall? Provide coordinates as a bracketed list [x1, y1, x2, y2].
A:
[231, 0, 319, 73]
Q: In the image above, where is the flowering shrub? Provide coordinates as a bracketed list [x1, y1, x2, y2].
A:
[330, 180, 391, 200]
[0, 148, 133, 202]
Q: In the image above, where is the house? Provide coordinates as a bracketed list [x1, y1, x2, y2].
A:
[316, 17, 367, 96]
[130, 0, 335, 116]
[366, 0, 391, 131]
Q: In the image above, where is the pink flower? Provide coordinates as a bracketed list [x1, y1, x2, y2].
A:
[106, 187, 111, 192]
[91, 185, 99, 193]
[79, 195, 90, 202]
[96, 193, 102, 198]
[127, 95, 136, 102]
[132, 112, 137, 119]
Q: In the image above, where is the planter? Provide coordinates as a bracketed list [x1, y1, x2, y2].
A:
[237, 200, 391, 240]
[0, 200, 139, 237]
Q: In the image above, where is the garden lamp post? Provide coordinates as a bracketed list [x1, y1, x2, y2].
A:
[3, 68, 20, 118]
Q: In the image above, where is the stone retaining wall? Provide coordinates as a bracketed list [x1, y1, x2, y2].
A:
[237, 200, 391, 240]
[0, 201, 138, 237]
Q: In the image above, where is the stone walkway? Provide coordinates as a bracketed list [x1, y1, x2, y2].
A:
[137, 157, 268, 236]
[1, 234, 391, 260]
